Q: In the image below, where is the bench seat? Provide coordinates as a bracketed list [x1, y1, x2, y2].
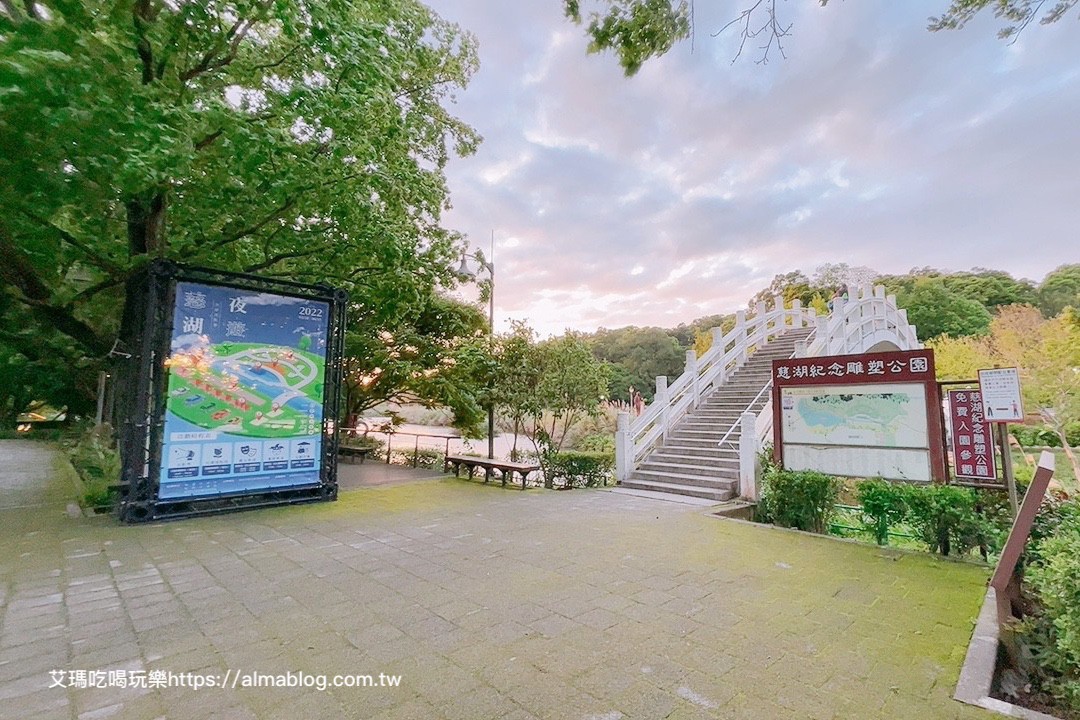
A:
[444, 454, 541, 490]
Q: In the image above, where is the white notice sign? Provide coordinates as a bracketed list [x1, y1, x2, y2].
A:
[978, 368, 1024, 422]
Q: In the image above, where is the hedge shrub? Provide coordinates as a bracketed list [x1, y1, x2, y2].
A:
[66, 426, 121, 509]
[758, 469, 840, 533]
[856, 478, 911, 545]
[545, 450, 614, 488]
[1024, 513, 1080, 709]
[904, 484, 993, 557]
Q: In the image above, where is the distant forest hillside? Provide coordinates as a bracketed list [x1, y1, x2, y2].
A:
[585, 263, 1080, 403]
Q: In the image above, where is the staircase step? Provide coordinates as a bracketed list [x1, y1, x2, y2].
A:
[657, 445, 740, 457]
[619, 478, 735, 501]
[631, 468, 739, 486]
[649, 455, 739, 467]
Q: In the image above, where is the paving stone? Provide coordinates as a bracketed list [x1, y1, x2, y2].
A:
[0, 442, 996, 720]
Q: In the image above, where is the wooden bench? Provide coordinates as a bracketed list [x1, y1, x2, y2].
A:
[444, 454, 541, 490]
[338, 445, 373, 464]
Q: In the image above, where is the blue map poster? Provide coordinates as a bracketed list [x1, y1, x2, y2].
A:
[158, 281, 330, 500]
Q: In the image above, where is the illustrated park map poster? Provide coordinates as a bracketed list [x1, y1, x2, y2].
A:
[159, 282, 330, 500]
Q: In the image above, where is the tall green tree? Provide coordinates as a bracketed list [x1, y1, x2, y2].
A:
[0, 0, 480, 412]
[587, 325, 684, 402]
[896, 278, 993, 340]
[341, 295, 489, 435]
[491, 321, 544, 458]
[1039, 264, 1080, 318]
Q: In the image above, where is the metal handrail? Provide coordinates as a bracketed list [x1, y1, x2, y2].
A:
[715, 379, 774, 450]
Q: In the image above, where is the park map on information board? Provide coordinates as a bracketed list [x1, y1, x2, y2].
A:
[158, 281, 330, 500]
[771, 349, 946, 483]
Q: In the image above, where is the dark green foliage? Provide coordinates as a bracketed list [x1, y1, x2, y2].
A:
[587, 326, 685, 403]
[1012, 423, 1080, 448]
[1039, 264, 1080, 318]
[1021, 509, 1080, 709]
[563, 0, 690, 76]
[544, 450, 614, 488]
[894, 278, 993, 340]
[0, 1, 481, 416]
[904, 484, 994, 556]
[758, 468, 841, 534]
[857, 478, 912, 545]
[575, 433, 616, 454]
[929, 0, 1080, 39]
[66, 426, 121, 509]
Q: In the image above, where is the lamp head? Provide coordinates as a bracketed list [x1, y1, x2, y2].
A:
[455, 253, 475, 280]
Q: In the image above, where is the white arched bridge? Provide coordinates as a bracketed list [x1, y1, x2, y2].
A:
[614, 285, 922, 502]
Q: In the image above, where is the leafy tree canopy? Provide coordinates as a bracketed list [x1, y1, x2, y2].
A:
[1039, 263, 1080, 318]
[894, 278, 993, 340]
[587, 325, 686, 401]
[0, 0, 481, 420]
[564, 0, 1078, 72]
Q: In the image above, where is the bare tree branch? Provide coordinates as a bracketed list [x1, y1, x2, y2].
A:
[714, 0, 791, 65]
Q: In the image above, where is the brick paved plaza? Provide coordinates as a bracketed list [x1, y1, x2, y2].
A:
[0, 441, 993, 719]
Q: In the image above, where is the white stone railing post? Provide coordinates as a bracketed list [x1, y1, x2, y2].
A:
[686, 349, 699, 408]
[791, 299, 802, 327]
[815, 314, 828, 352]
[739, 411, 759, 501]
[735, 310, 747, 366]
[656, 376, 669, 443]
[615, 411, 630, 483]
[755, 300, 767, 346]
[710, 326, 726, 386]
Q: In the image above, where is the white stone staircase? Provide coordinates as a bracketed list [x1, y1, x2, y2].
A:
[620, 328, 812, 501]
[614, 287, 923, 503]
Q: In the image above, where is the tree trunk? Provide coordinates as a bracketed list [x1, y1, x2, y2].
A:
[126, 191, 167, 256]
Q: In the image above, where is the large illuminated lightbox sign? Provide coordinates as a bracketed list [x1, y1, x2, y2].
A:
[160, 282, 330, 500]
[115, 263, 345, 522]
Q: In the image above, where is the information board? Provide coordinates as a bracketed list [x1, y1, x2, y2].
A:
[771, 348, 947, 482]
[159, 282, 330, 500]
[978, 367, 1024, 422]
[947, 388, 997, 482]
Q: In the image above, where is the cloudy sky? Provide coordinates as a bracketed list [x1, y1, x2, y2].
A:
[423, 0, 1080, 336]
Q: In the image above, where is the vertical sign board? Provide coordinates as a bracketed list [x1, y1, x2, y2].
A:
[946, 389, 998, 483]
[771, 349, 947, 483]
[978, 368, 1024, 422]
[159, 282, 331, 500]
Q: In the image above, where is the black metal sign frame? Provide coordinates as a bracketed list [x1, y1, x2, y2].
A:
[115, 261, 347, 522]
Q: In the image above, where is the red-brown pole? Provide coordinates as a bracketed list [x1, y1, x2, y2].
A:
[990, 451, 1056, 592]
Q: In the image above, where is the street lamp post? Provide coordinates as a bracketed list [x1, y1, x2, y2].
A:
[456, 247, 495, 460]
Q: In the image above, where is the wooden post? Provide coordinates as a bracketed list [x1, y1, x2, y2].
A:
[990, 451, 1055, 591]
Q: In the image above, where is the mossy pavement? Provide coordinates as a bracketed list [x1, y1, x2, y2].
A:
[0, 440, 995, 719]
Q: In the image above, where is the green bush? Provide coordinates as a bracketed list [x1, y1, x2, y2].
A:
[1024, 514, 1080, 709]
[904, 484, 993, 557]
[545, 450, 614, 488]
[390, 447, 442, 469]
[857, 478, 911, 545]
[758, 469, 841, 534]
[575, 433, 615, 454]
[66, 426, 121, 509]
[1011, 422, 1080, 448]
